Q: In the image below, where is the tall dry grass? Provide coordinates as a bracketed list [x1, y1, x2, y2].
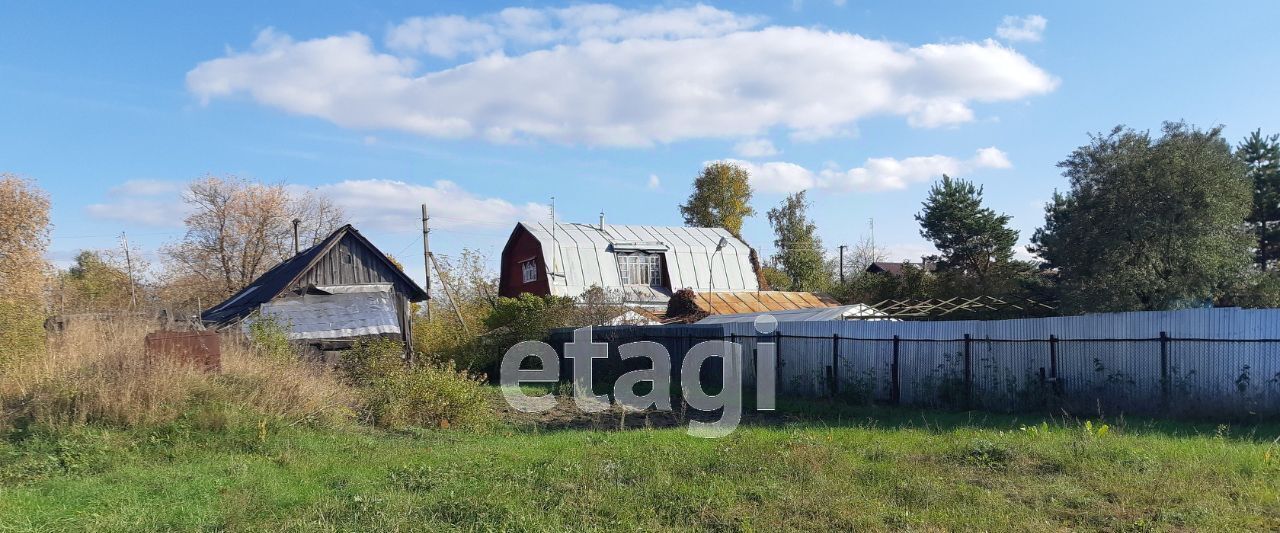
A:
[0, 319, 353, 432]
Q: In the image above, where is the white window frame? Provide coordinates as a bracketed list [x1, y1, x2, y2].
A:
[521, 259, 537, 283]
[616, 253, 662, 287]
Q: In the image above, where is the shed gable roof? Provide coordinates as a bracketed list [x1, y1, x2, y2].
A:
[201, 224, 426, 326]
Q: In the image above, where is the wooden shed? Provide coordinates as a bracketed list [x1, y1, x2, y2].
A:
[201, 224, 427, 347]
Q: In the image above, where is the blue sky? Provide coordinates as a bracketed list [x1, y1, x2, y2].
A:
[5, 1, 1280, 287]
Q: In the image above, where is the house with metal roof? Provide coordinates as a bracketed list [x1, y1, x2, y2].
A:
[866, 261, 937, 276]
[201, 224, 427, 346]
[498, 219, 759, 308]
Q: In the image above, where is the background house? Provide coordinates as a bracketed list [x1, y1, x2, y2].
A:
[201, 224, 427, 348]
[499, 221, 758, 309]
[866, 261, 938, 275]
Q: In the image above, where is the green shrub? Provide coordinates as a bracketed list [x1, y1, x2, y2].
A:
[246, 314, 294, 362]
[341, 338, 493, 430]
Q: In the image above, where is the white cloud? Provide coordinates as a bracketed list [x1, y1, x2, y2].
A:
[187, 6, 1058, 146]
[110, 179, 182, 197]
[718, 146, 1013, 194]
[87, 178, 544, 233]
[719, 159, 816, 193]
[881, 243, 938, 263]
[386, 15, 504, 59]
[387, 4, 763, 58]
[646, 174, 661, 190]
[996, 15, 1047, 43]
[734, 138, 779, 158]
[310, 179, 549, 232]
[973, 146, 1013, 169]
[905, 100, 974, 128]
[86, 180, 188, 227]
[819, 147, 1012, 192]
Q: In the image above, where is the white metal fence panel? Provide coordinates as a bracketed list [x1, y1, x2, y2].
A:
[553, 308, 1280, 417]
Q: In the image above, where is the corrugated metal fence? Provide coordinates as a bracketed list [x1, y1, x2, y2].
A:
[550, 308, 1280, 418]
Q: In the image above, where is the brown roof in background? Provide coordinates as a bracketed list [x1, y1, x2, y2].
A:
[693, 291, 840, 315]
[866, 261, 937, 275]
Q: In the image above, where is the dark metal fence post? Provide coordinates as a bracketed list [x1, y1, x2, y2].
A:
[891, 335, 901, 405]
[963, 334, 973, 409]
[1160, 331, 1170, 412]
[831, 333, 840, 397]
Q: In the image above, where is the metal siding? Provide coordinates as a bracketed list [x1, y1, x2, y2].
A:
[643, 308, 1280, 415]
[290, 235, 416, 344]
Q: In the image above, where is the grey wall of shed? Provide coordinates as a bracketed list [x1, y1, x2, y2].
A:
[288, 233, 418, 345]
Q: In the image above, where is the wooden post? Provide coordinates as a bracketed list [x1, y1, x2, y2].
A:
[963, 334, 973, 409]
[421, 204, 432, 321]
[891, 335, 901, 405]
[838, 245, 847, 284]
[831, 333, 840, 397]
[120, 232, 137, 310]
[1160, 331, 1170, 411]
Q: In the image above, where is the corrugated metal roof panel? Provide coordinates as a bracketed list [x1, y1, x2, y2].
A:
[519, 221, 759, 303]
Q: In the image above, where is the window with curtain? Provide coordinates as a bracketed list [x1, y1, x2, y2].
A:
[521, 259, 537, 283]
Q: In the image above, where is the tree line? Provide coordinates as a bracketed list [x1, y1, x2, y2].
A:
[678, 121, 1280, 315]
[3, 120, 1279, 360]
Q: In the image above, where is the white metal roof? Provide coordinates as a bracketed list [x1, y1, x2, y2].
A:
[519, 221, 759, 304]
[695, 304, 893, 324]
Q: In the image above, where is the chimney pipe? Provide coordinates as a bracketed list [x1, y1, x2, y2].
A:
[292, 218, 301, 255]
[599, 211, 606, 228]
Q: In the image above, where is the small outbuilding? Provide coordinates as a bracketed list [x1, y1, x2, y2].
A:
[201, 224, 427, 348]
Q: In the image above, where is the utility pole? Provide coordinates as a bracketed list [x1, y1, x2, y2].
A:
[421, 204, 432, 321]
[120, 232, 138, 310]
[838, 244, 847, 284]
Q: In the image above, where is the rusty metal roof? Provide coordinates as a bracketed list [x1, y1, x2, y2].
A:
[692, 291, 839, 315]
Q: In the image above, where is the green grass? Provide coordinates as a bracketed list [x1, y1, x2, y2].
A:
[1, 401, 1279, 531]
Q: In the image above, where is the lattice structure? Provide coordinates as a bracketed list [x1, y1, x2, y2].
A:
[864, 295, 1056, 319]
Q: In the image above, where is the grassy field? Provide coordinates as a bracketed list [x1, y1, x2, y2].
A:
[2, 399, 1278, 532]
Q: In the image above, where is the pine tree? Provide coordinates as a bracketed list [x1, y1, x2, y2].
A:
[915, 175, 1019, 289]
[1236, 129, 1280, 270]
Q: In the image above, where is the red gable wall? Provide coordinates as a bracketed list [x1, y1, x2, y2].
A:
[498, 225, 551, 298]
